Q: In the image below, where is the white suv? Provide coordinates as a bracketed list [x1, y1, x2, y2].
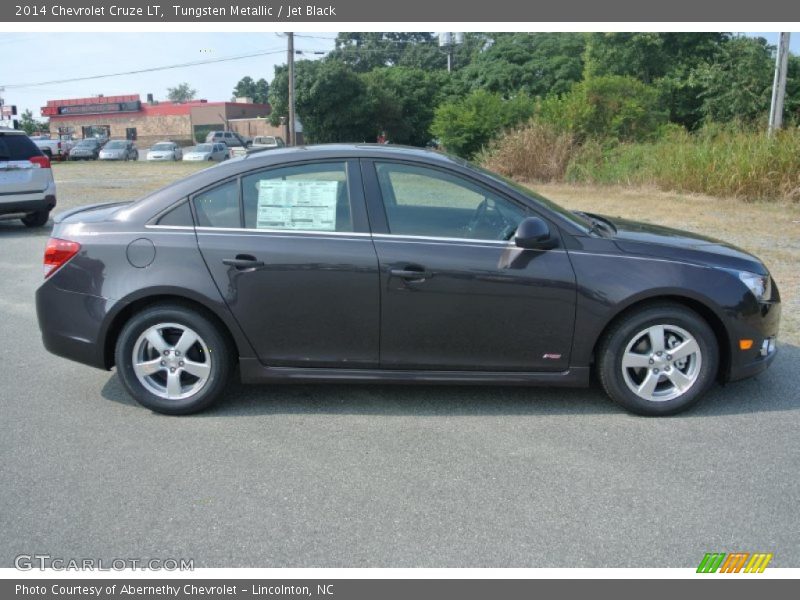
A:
[0, 129, 57, 227]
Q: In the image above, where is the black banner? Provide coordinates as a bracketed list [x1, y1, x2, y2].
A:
[4, 0, 800, 22]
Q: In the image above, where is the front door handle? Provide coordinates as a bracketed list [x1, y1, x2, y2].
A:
[390, 265, 430, 281]
[223, 255, 264, 269]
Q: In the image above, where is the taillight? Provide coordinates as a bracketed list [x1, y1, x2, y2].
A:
[30, 155, 51, 169]
[43, 238, 81, 278]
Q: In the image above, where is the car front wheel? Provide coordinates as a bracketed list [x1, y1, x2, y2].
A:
[597, 303, 718, 416]
[115, 304, 233, 415]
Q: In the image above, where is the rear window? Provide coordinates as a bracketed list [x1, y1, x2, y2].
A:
[0, 133, 43, 161]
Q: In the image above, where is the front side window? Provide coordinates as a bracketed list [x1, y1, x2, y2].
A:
[241, 162, 352, 232]
[375, 162, 526, 241]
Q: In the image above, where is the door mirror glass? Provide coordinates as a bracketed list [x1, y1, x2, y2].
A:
[514, 217, 555, 249]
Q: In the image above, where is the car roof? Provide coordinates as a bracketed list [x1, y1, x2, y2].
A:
[0, 128, 25, 135]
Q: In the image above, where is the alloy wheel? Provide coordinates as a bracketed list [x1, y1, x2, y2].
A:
[132, 322, 211, 400]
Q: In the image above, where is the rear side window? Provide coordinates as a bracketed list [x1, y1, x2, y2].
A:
[0, 134, 43, 161]
[241, 162, 352, 232]
[192, 180, 240, 228]
[157, 201, 193, 226]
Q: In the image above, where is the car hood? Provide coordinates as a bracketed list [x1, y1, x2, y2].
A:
[185, 152, 209, 158]
[599, 214, 768, 275]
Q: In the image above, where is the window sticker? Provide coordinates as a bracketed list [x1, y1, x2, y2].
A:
[256, 179, 339, 231]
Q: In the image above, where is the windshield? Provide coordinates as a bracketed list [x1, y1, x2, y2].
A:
[105, 141, 126, 149]
[257, 137, 276, 144]
[76, 140, 97, 147]
[152, 143, 173, 151]
[195, 144, 212, 152]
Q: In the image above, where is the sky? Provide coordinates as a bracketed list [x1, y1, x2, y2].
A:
[0, 32, 337, 116]
[0, 31, 797, 117]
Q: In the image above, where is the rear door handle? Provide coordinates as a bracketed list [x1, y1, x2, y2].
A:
[390, 265, 430, 281]
[223, 255, 264, 269]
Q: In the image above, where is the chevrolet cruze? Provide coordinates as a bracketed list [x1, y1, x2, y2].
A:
[36, 145, 780, 415]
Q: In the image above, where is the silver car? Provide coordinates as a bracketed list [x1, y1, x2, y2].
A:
[0, 128, 57, 227]
[99, 140, 138, 161]
[182, 143, 229, 162]
[146, 141, 183, 161]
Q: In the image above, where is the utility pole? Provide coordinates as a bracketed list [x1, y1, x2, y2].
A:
[768, 32, 791, 135]
[287, 32, 296, 146]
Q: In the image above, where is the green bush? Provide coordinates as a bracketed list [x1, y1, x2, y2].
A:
[538, 75, 668, 142]
[431, 89, 535, 158]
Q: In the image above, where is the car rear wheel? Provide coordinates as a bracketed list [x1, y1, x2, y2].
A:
[597, 303, 718, 416]
[21, 210, 50, 227]
[115, 304, 233, 415]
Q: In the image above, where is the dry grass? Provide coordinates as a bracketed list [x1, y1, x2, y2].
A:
[480, 122, 575, 182]
[532, 182, 800, 344]
[52, 160, 207, 212]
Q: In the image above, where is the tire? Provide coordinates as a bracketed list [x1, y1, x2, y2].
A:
[597, 303, 718, 416]
[21, 210, 50, 227]
[114, 304, 233, 415]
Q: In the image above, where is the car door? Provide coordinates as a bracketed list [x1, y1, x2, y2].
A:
[362, 159, 577, 372]
[193, 159, 380, 368]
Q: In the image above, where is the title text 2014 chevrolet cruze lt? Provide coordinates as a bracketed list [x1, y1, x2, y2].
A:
[36, 145, 780, 415]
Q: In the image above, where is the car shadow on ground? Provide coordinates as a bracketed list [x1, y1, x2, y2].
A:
[100, 343, 800, 418]
[0, 219, 53, 238]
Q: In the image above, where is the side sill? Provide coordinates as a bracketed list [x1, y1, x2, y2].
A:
[239, 358, 590, 387]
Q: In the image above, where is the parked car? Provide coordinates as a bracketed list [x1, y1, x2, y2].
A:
[146, 141, 183, 161]
[36, 145, 780, 416]
[183, 143, 229, 162]
[0, 128, 56, 227]
[246, 135, 285, 155]
[30, 135, 74, 161]
[98, 140, 138, 161]
[69, 138, 106, 160]
[205, 130, 250, 148]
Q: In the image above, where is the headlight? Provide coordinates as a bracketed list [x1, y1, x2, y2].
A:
[738, 271, 772, 302]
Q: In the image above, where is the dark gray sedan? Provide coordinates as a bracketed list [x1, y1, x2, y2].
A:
[68, 138, 105, 160]
[36, 145, 780, 415]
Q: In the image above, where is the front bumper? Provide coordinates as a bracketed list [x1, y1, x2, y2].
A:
[725, 295, 781, 382]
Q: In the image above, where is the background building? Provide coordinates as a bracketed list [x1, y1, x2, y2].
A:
[41, 94, 275, 147]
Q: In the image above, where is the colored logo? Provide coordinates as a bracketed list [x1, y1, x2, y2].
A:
[697, 552, 773, 573]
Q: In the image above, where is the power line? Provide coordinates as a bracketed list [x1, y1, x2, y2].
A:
[1, 48, 289, 90]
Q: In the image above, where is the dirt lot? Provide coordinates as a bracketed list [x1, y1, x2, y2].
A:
[49, 162, 799, 344]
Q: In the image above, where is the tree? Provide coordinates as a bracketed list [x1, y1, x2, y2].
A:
[19, 109, 46, 135]
[362, 67, 448, 146]
[232, 77, 270, 103]
[583, 33, 729, 129]
[691, 36, 774, 124]
[166, 82, 197, 102]
[431, 89, 535, 157]
[457, 33, 586, 98]
[328, 32, 439, 72]
[270, 61, 376, 143]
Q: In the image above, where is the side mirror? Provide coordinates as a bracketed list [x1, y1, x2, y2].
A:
[514, 217, 557, 250]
